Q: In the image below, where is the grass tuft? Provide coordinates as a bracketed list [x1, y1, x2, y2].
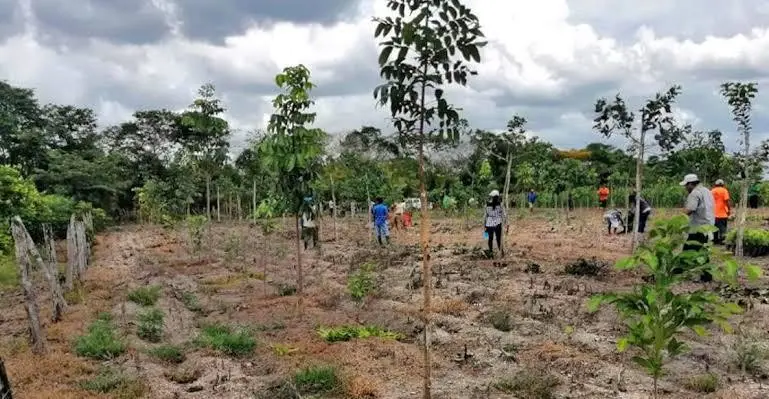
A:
[74, 314, 126, 360]
[127, 285, 161, 306]
[294, 365, 341, 395]
[147, 344, 186, 364]
[80, 367, 147, 398]
[316, 325, 402, 343]
[136, 307, 164, 342]
[683, 373, 719, 393]
[195, 323, 256, 357]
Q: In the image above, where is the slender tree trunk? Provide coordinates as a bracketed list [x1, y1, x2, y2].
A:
[503, 152, 512, 214]
[417, 35, 432, 399]
[331, 175, 338, 242]
[252, 179, 257, 222]
[206, 175, 211, 220]
[237, 195, 242, 221]
[632, 132, 645, 252]
[736, 137, 751, 257]
[65, 216, 79, 290]
[10, 217, 46, 354]
[42, 225, 66, 322]
[294, 215, 304, 315]
[216, 185, 221, 222]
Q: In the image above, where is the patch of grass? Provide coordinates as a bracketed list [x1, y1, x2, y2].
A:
[271, 343, 299, 356]
[294, 365, 341, 395]
[732, 331, 768, 376]
[195, 323, 256, 357]
[63, 282, 86, 305]
[683, 373, 719, 393]
[164, 366, 202, 384]
[487, 310, 513, 332]
[493, 369, 560, 399]
[0, 255, 18, 290]
[180, 291, 202, 312]
[278, 283, 297, 296]
[136, 307, 164, 342]
[147, 344, 186, 364]
[74, 314, 126, 360]
[127, 285, 161, 306]
[316, 325, 402, 343]
[80, 367, 147, 398]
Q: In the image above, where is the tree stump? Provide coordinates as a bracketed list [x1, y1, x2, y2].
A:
[10, 217, 46, 354]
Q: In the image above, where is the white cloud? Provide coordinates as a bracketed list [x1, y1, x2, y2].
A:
[0, 0, 768, 150]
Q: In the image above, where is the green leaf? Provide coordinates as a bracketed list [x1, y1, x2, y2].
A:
[745, 264, 763, 280]
[692, 325, 707, 337]
[616, 337, 629, 352]
[378, 46, 394, 66]
[616, 257, 636, 270]
[586, 295, 604, 313]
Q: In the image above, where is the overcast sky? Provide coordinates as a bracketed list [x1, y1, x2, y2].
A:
[1, 0, 768, 155]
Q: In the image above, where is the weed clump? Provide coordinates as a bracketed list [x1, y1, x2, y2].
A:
[74, 314, 126, 360]
[127, 285, 161, 306]
[316, 325, 402, 343]
[278, 283, 297, 296]
[683, 373, 719, 393]
[195, 323, 256, 357]
[348, 263, 376, 303]
[487, 310, 513, 332]
[137, 307, 164, 342]
[732, 330, 768, 376]
[564, 257, 609, 277]
[147, 344, 185, 364]
[294, 365, 341, 395]
[180, 291, 202, 312]
[80, 367, 147, 398]
[165, 366, 202, 384]
[493, 369, 559, 399]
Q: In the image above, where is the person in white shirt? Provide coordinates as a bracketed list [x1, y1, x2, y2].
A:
[300, 197, 318, 250]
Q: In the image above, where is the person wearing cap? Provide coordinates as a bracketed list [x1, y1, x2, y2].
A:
[711, 179, 733, 245]
[680, 173, 715, 281]
[484, 190, 507, 257]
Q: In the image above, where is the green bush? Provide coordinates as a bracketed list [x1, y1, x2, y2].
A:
[316, 325, 402, 343]
[80, 367, 147, 398]
[127, 285, 161, 306]
[147, 344, 185, 364]
[195, 323, 256, 357]
[347, 263, 376, 303]
[293, 366, 341, 395]
[74, 314, 126, 360]
[726, 228, 769, 256]
[136, 307, 164, 342]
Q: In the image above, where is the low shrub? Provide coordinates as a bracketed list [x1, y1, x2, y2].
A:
[294, 365, 341, 395]
[80, 367, 147, 398]
[487, 310, 513, 332]
[136, 307, 164, 342]
[147, 344, 186, 364]
[316, 325, 402, 343]
[726, 229, 769, 257]
[127, 285, 161, 306]
[683, 373, 719, 393]
[74, 314, 126, 360]
[195, 323, 256, 357]
[347, 263, 377, 303]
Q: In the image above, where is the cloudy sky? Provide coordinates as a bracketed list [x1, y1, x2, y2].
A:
[1, 0, 769, 155]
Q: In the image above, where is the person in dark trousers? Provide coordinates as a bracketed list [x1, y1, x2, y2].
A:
[627, 192, 652, 234]
[527, 189, 537, 212]
[371, 197, 390, 245]
[680, 174, 715, 282]
[484, 190, 507, 258]
[300, 197, 319, 250]
[711, 179, 733, 244]
[567, 192, 574, 210]
[748, 182, 760, 209]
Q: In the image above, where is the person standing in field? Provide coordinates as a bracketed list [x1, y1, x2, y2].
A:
[597, 184, 610, 209]
[371, 197, 390, 245]
[300, 197, 319, 250]
[484, 190, 507, 257]
[680, 174, 715, 281]
[748, 182, 760, 209]
[711, 179, 733, 245]
[391, 200, 406, 231]
[627, 192, 652, 234]
[527, 189, 537, 212]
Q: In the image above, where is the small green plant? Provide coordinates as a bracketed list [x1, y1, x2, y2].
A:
[316, 325, 402, 343]
[180, 291, 202, 312]
[493, 369, 559, 399]
[186, 215, 208, 256]
[127, 285, 161, 306]
[271, 343, 299, 356]
[588, 216, 761, 398]
[732, 329, 768, 376]
[347, 262, 376, 304]
[277, 283, 297, 296]
[80, 367, 147, 398]
[487, 310, 513, 332]
[147, 344, 186, 364]
[74, 314, 126, 360]
[195, 323, 256, 357]
[293, 365, 341, 395]
[0, 255, 18, 291]
[136, 307, 164, 342]
[223, 232, 242, 264]
[682, 373, 719, 393]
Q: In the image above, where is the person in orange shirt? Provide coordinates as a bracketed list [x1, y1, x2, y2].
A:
[711, 179, 733, 244]
[597, 185, 610, 209]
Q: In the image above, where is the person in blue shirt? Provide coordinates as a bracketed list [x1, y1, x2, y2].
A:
[527, 189, 537, 212]
[371, 197, 390, 245]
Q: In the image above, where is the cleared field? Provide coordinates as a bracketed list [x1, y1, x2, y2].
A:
[2, 209, 769, 398]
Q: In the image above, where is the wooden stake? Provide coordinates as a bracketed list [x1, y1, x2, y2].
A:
[10, 217, 46, 354]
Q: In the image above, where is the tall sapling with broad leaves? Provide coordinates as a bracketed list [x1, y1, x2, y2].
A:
[259, 65, 326, 313]
[720, 82, 759, 258]
[373, 1, 485, 397]
[588, 216, 761, 399]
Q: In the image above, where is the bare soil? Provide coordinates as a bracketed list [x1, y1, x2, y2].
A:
[2, 208, 769, 398]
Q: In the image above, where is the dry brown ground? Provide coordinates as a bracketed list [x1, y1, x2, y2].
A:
[2, 208, 769, 398]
